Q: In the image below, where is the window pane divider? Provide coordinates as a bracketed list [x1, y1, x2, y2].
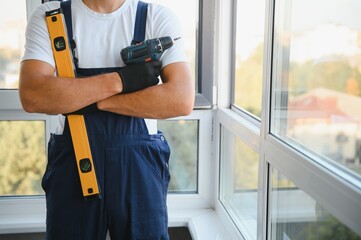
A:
[218, 108, 260, 152]
[0, 197, 46, 234]
[0, 90, 22, 110]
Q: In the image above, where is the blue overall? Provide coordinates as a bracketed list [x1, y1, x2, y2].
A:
[41, 2, 171, 239]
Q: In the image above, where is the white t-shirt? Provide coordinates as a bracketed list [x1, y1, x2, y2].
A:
[22, 0, 187, 134]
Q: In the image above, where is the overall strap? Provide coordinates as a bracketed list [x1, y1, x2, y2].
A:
[131, 1, 148, 45]
[60, 0, 73, 41]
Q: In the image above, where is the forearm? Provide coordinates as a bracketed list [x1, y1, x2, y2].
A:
[19, 61, 122, 114]
[97, 62, 195, 119]
[98, 82, 194, 119]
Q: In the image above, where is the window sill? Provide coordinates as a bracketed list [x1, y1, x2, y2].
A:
[0, 197, 46, 234]
[0, 197, 232, 239]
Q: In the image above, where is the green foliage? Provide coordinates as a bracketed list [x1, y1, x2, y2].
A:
[158, 120, 198, 192]
[234, 44, 264, 118]
[0, 121, 46, 196]
[289, 59, 361, 97]
[234, 139, 259, 190]
[0, 119, 197, 195]
[293, 204, 361, 240]
[234, 42, 361, 119]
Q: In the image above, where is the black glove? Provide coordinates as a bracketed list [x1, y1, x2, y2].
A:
[117, 60, 162, 93]
[62, 103, 99, 116]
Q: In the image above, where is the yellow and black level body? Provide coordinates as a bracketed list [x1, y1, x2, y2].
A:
[45, 8, 75, 78]
[45, 8, 100, 199]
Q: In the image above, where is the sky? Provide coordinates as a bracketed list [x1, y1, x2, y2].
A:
[0, 2, 27, 50]
[0, 2, 27, 26]
[235, 0, 361, 63]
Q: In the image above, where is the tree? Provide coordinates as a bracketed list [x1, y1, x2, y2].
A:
[234, 43, 264, 118]
[0, 121, 46, 195]
[289, 59, 361, 98]
[158, 120, 198, 192]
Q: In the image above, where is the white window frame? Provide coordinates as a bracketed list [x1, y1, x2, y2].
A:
[216, 109, 261, 240]
[214, 0, 361, 239]
[5, 0, 361, 238]
[0, 0, 57, 231]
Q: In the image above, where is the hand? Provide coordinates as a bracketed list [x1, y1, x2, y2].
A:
[117, 60, 162, 93]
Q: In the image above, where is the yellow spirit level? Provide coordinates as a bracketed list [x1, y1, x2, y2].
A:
[46, 8, 100, 199]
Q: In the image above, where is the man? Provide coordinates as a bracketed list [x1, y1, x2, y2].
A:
[19, 0, 194, 239]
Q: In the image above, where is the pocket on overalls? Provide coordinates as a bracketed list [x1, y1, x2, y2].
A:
[129, 137, 171, 239]
[41, 136, 55, 192]
[41, 134, 73, 193]
[140, 139, 170, 184]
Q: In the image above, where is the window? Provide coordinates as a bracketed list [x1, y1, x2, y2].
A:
[271, 0, 361, 179]
[145, 0, 205, 194]
[158, 119, 198, 193]
[269, 167, 361, 240]
[220, 126, 259, 240]
[0, 1, 27, 89]
[147, 0, 198, 92]
[233, 0, 266, 119]
[0, 0, 46, 199]
[0, 121, 46, 196]
[217, 0, 361, 239]
[0, 1, 46, 198]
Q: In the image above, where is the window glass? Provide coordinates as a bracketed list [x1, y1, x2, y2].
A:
[0, 1, 27, 89]
[233, 0, 266, 118]
[0, 121, 46, 196]
[270, 167, 361, 240]
[271, 0, 361, 178]
[158, 120, 198, 193]
[220, 126, 259, 239]
[147, 0, 198, 91]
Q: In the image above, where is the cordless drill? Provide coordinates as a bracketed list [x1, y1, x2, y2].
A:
[121, 36, 180, 65]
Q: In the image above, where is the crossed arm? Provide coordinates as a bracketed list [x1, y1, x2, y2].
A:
[19, 59, 194, 119]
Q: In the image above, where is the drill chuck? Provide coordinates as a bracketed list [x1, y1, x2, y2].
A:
[121, 36, 179, 65]
[156, 36, 174, 52]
